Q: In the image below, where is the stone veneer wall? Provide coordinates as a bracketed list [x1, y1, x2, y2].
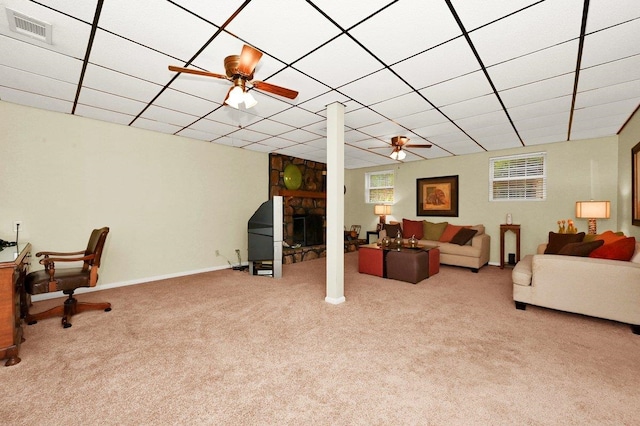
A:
[269, 153, 326, 245]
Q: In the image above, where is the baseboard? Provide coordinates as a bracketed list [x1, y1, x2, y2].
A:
[30, 263, 240, 302]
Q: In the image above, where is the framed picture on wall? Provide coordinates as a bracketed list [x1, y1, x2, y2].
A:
[416, 175, 459, 217]
[633, 141, 640, 226]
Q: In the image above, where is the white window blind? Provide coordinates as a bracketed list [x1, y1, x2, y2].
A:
[365, 170, 394, 204]
[490, 152, 546, 201]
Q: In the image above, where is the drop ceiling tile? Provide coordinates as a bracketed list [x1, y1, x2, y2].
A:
[520, 122, 569, 145]
[256, 137, 296, 149]
[312, 1, 395, 29]
[440, 94, 502, 120]
[74, 104, 134, 125]
[245, 119, 295, 136]
[358, 121, 407, 139]
[167, 72, 230, 105]
[225, 128, 270, 143]
[279, 129, 324, 143]
[420, 71, 493, 108]
[0, 66, 76, 101]
[169, 0, 247, 27]
[241, 93, 291, 119]
[392, 37, 479, 90]
[277, 143, 319, 156]
[579, 54, 640, 92]
[473, 132, 522, 151]
[37, 0, 99, 22]
[586, 0, 640, 33]
[226, 1, 340, 64]
[214, 135, 252, 148]
[77, 87, 146, 116]
[174, 128, 216, 142]
[469, 0, 584, 67]
[0, 1, 92, 58]
[499, 74, 575, 109]
[152, 88, 219, 118]
[294, 35, 383, 89]
[305, 138, 328, 149]
[0, 86, 72, 113]
[413, 120, 461, 138]
[509, 96, 573, 122]
[252, 67, 330, 106]
[297, 90, 349, 114]
[271, 106, 324, 129]
[369, 92, 431, 120]
[438, 139, 485, 156]
[99, 0, 219, 62]
[242, 143, 276, 153]
[487, 40, 578, 91]
[301, 120, 327, 137]
[575, 79, 640, 109]
[340, 68, 411, 105]
[89, 30, 178, 85]
[514, 111, 570, 132]
[82, 64, 164, 103]
[457, 110, 511, 131]
[139, 105, 199, 128]
[344, 130, 374, 144]
[450, 0, 542, 31]
[0, 37, 83, 83]
[344, 107, 385, 129]
[394, 109, 447, 130]
[572, 98, 639, 125]
[581, 18, 640, 68]
[132, 118, 183, 135]
[187, 117, 239, 136]
[350, 0, 461, 64]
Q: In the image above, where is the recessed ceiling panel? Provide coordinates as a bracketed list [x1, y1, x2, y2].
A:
[469, 0, 584, 67]
[350, 0, 461, 64]
[225, 0, 340, 64]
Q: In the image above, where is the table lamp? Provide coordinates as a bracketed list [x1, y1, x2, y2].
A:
[575, 200, 610, 234]
[374, 205, 391, 227]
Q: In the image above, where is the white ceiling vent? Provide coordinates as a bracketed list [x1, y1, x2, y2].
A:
[6, 8, 52, 44]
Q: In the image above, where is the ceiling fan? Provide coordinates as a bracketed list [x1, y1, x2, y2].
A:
[168, 44, 298, 109]
[371, 136, 432, 160]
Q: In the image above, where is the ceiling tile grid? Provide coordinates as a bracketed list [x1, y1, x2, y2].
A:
[0, 0, 638, 168]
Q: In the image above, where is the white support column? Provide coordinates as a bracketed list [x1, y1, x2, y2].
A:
[325, 102, 345, 305]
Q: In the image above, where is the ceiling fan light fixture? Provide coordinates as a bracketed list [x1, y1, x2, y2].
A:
[243, 91, 257, 108]
[390, 150, 398, 160]
[397, 149, 406, 160]
[225, 84, 244, 109]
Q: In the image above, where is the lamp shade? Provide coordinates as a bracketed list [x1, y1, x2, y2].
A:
[575, 201, 610, 219]
[374, 205, 391, 215]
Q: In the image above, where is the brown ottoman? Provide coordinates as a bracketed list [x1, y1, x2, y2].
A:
[386, 248, 439, 284]
[358, 245, 384, 277]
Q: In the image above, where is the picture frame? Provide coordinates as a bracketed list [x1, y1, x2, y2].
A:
[416, 175, 459, 217]
[633, 141, 640, 226]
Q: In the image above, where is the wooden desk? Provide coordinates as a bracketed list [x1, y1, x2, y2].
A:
[0, 243, 30, 366]
[500, 224, 520, 269]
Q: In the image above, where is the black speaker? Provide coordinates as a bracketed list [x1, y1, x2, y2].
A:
[508, 253, 516, 265]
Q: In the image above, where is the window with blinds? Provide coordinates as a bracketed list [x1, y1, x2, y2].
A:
[365, 170, 394, 203]
[490, 152, 547, 201]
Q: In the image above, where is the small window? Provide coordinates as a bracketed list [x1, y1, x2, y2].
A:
[490, 152, 546, 201]
[365, 170, 394, 204]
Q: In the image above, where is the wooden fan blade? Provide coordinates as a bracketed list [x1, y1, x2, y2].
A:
[406, 144, 432, 148]
[168, 65, 228, 80]
[251, 80, 298, 99]
[238, 45, 263, 76]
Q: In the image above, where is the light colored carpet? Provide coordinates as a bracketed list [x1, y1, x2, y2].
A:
[2, 252, 639, 425]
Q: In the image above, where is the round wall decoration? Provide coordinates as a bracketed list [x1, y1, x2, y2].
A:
[283, 164, 302, 190]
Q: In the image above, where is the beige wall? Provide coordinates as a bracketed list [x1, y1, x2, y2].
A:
[346, 137, 621, 265]
[0, 101, 268, 287]
[618, 106, 640, 240]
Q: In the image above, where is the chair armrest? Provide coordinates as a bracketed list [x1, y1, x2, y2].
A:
[36, 250, 85, 257]
[39, 253, 95, 266]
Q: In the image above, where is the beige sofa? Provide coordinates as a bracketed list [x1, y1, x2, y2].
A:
[381, 224, 491, 272]
[513, 243, 640, 334]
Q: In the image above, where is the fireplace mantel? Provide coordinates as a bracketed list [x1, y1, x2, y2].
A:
[276, 189, 326, 199]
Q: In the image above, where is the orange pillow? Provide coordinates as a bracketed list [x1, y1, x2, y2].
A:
[439, 224, 464, 242]
[595, 231, 626, 245]
[589, 237, 636, 261]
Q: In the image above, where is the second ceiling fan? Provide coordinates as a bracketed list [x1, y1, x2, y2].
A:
[168, 44, 298, 108]
[371, 136, 432, 160]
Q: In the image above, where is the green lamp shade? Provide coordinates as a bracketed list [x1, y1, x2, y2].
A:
[283, 164, 302, 190]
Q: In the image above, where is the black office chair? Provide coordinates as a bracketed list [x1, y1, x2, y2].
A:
[24, 227, 111, 328]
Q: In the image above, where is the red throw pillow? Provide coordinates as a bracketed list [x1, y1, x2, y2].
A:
[594, 230, 626, 245]
[402, 219, 423, 239]
[589, 237, 636, 261]
[439, 224, 464, 242]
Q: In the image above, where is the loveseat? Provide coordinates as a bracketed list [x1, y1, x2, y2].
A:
[379, 219, 491, 272]
[512, 231, 640, 334]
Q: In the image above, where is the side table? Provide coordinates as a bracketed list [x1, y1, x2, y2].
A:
[500, 224, 520, 269]
[366, 230, 379, 244]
